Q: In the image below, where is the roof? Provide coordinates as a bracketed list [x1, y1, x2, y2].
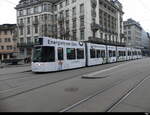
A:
[0, 24, 17, 31]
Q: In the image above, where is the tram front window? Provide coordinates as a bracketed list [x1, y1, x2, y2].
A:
[33, 46, 55, 62]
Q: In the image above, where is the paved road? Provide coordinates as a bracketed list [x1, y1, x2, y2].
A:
[0, 58, 150, 112]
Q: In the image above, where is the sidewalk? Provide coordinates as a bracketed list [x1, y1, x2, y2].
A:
[0, 64, 31, 75]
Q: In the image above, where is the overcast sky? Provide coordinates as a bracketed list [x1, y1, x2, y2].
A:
[0, 0, 150, 32]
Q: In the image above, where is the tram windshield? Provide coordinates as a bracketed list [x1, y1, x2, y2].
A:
[33, 46, 55, 62]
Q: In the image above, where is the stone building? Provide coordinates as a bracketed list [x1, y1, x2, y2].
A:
[0, 24, 18, 61]
[15, 0, 125, 59]
[141, 30, 150, 56]
[124, 18, 143, 49]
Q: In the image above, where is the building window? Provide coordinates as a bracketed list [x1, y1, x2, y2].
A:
[80, 4, 84, 15]
[60, 2, 63, 9]
[65, 0, 69, 6]
[7, 46, 12, 50]
[27, 37, 31, 43]
[27, 26, 30, 35]
[4, 31, 7, 35]
[5, 38, 7, 42]
[72, 0, 76, 3]
[100, 33, 103, 39]
[19, 10, 23, 16]
[72, 7, 76, 18]
[66, 10, 69, 19]
[34, 25, 38, 34]
[43, 4, 49, 12]
[80, 30, 84, 40]
[27, 17, 30, 24]
[72, 19, 76, 29]
[34, 6, 38, 13]
[80, 17, 84, 27]
[72, 31, 76, 41]
[20, 38, 24, 43]
[20, 27, 23, 35]
[1, 46, 4, 50]
[66, 21, 70, 32]
[27, 8, 31, 15]
[8, 38, 11, 42]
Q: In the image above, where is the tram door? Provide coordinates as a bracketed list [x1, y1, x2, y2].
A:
[58, 48, 64, 70]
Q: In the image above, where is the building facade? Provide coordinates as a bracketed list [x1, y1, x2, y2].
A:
[141, 30, 150, 56]
[0, 24, 18, 61]
[15, 0, 125, 59]
[124, 18, 142, 49]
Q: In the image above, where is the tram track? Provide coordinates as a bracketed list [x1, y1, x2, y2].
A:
[0, 62, 126, 100]
[105, 74, 150, 112]
[0, 62, 125, 82]
[59, 73, 150, 112]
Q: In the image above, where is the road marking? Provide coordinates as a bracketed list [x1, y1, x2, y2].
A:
[82, 62, 130, 78]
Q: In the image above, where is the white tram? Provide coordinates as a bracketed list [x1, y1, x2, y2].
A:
[107, 46, 117, 63]
[132, 48, 138, 60]
[126, 47, 132, 61]
[32, 37, 143, 73]
[136, 49, 142, 59]
[87, 43, 106, 66]
[32, 37, 86, 72]
[117, 47, 127, 62]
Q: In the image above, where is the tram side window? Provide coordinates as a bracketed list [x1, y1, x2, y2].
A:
[58, 48, 64, 60]
[97, 50, 101, 58]
[119, 51, 122, 57]
[113, 51, 116, 57]
[129, 51, 131, 56]
[67, 48, 76, 60]
[101, 50, 105, 58]
[123, 51, 125, 56]
[133, 51, 135, 56]
[128, 51, 130, 56]
[77, 48, 84, 59]
[42, 47, 55, 62]
[109, 50, 112, 57]
[90, 49, 96, 58]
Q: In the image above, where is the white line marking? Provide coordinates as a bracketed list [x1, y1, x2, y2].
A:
[82, 62, 130, 78]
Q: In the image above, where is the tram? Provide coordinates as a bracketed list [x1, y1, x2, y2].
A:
[32, 37, 142, 72]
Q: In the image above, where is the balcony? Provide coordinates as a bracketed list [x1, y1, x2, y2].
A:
[17, 42, 34, 48]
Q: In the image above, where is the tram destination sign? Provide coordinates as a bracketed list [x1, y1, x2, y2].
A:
[43, 37, 84, 47]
